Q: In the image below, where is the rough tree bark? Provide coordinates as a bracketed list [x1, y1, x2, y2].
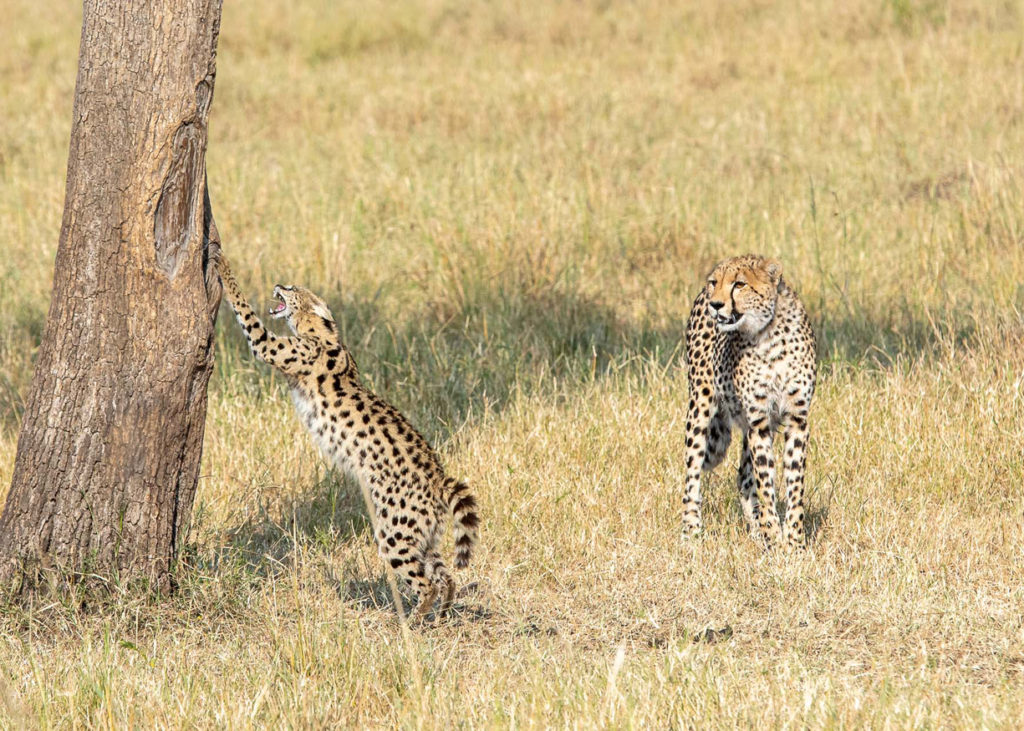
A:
[0, 0, 224, 595]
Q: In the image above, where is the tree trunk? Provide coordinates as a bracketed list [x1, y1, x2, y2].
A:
[0, 0, 224, 595]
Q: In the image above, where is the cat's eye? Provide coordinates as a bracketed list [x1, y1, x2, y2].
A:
[708, 279, 717, 287]
[734, 281, 747, 288]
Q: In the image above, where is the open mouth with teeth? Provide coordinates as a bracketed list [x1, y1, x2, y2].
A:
[269, 287, 290, 318]
[714, 312, 743, 330]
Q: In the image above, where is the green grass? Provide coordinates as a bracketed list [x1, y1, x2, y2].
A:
[2, 0, 1024, 726]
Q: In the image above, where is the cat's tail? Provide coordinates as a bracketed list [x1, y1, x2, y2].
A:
[443, 477, 479, 569]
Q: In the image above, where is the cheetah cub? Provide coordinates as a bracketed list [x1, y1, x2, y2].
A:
[216, 255, 479, 622]
[681, 255, 816, 551]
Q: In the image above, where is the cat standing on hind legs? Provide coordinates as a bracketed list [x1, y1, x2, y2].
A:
[214, 252, 479, 622]
[681, 254, 816, 551]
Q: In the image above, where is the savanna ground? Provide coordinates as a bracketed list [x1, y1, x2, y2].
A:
[2, 0, 1024, 726]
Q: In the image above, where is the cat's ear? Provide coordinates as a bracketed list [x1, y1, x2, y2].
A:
[763, 258, 782, 286]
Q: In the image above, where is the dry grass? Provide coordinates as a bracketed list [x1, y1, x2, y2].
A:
[2, 0, 1024, 727]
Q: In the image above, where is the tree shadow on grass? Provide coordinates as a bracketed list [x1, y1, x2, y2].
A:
[215, 279, 987, 442]
[217, 470, 372, 573]
[813, 300, 985, 374]
[216, 281, 687, 445]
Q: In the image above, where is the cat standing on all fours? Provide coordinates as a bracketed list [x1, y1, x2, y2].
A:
[681, 254, 817, 551]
